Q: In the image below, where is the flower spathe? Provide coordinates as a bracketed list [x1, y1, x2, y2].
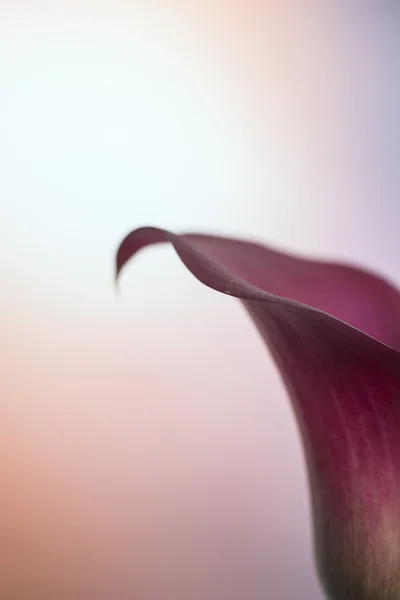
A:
[116, 226, 400, 600]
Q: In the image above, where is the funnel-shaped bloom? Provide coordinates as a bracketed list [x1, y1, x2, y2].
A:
[115, 226, 400, 600]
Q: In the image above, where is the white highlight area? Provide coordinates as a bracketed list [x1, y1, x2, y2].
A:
[0, 15, 265, 311]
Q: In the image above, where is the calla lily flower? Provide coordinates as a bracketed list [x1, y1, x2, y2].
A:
[115, 226, 400, 600]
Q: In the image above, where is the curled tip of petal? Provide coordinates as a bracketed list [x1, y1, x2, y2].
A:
[115, 227, 171, 284]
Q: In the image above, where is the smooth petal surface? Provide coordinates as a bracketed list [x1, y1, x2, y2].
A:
[116, 227, 400, 600]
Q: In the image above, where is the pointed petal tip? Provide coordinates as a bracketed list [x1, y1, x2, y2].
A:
[114, 226, 164, 286]
[113, 276, 120, 296]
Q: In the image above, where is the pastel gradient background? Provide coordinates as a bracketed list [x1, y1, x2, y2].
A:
[1, 1, 399, 597]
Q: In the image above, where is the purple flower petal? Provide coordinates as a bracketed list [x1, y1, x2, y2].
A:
[116, 226, 400, 599]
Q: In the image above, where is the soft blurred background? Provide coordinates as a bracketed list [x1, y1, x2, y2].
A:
[0, 1, 399, 598]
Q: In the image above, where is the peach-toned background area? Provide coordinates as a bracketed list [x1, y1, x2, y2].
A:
[1, 1, 399, 597]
